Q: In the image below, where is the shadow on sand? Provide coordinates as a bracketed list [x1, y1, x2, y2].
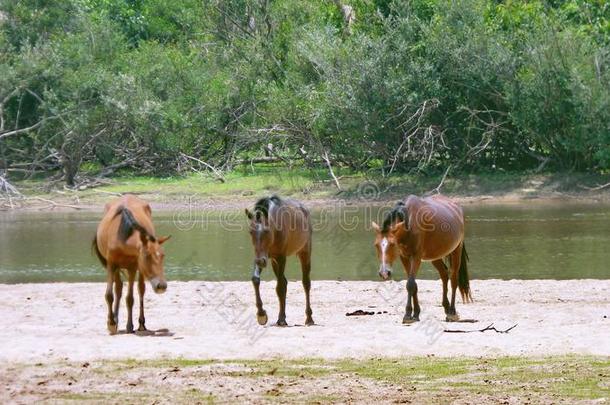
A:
[115, 328, 174, 337]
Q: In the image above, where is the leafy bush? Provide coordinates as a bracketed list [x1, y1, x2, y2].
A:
[1, 0, 608, 185]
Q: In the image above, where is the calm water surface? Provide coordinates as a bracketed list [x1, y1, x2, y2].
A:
[1, 202, 609, 283]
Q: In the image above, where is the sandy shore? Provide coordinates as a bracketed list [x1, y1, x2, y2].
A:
[1, 280, 608, 363]
[3, 184, 610, 213]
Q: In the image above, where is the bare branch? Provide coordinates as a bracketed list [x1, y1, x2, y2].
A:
[0, 174, 21, 196]
[579, 182, 610, 191]
[322, 150, 341, 190]
[427, 165, 452, 195]
[0, 115, 60, 140]
[0, 87, 23, 132]
[180, 153, 226, 183]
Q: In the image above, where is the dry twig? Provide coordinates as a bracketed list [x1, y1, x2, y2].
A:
[444, 323, 518, 334]
[28, 197, 82, 210]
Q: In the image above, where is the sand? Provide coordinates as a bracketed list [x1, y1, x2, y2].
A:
[0, 280, 609, 363]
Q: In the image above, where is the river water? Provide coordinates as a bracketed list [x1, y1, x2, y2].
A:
[1, 202, 609, 283]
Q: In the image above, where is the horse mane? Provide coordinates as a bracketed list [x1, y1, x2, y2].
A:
[254, 195, 281, 221]
[115, 206, 156, 243]
[381, 201, 408, 233]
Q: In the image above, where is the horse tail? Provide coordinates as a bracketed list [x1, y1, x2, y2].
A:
[458, 242, 472, 303]
[91, 234, 107, 268]
[116, 206, 155, 243]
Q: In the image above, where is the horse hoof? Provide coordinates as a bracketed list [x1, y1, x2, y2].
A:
[276, 320, 288, 327]
[137, 325, 147, 332]
[107, 323, 118, 335]
[402, 316, 417, 325]
[257, 312, 268, 326]
[305, 318, 315, 326]
[446, 314, 460, 322]
[126, 326, 135, 334]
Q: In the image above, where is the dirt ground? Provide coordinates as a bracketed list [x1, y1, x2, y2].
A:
[2, 356, 609, 404]
[1, 280, 609, 403]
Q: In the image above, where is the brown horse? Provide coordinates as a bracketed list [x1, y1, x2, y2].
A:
[245, 195, 314, 326]
[92, 195, 171, 334]
[372, 194, 471, 324]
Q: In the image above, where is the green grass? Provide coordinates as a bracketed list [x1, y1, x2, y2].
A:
[13, 356, 610, 403]
[335, 355, 610, 400]
[104, 355, 609, 400]
[8, 167, 610, 209]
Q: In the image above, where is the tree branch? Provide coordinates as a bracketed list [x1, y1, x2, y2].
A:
[0, 115, 59, 140]
[180, 153, 226, 183]
[427, 165, 452, 195]
[322, 150, 341, 190]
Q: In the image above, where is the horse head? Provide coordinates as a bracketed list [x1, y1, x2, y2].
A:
[138, 233, 171, 294]
[245, 208, 274, 278]
[371, 221, 401, 280]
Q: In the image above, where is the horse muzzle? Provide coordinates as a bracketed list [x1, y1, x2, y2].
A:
[150, 278, 167, 294]
[378, 267, 392, 280]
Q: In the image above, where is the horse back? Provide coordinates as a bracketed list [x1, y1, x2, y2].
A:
[95, 195, 154, 266]
[406, 194, 464, 260]
[270, 199, 311, 256]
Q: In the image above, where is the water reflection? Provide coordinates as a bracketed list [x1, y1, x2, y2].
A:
[0, 202, 609, 283]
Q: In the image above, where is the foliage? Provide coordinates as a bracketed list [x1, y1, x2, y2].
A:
[0, 0, 608, 185]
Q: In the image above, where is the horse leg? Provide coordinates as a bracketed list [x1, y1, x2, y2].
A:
[125, 269, 136, 333]
[137, 271, 147, 331]
[432, 259, 451, 316]
[252, 272, 268, 326]
[401, 256, 421, 324]
[399, 256, 413, 321]
[272, 255, 288, 326]
[447, 244, 463, 322]
[298, 248, 314, 326]
[105, 264, 118, 335]
[112, 270, 123, 329]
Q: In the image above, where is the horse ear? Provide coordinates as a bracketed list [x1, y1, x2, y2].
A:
[371, 221, 380, 233]
[245, 209, 253, 220]
[391, 221, 405, 234]
[158, 235, 171, 244]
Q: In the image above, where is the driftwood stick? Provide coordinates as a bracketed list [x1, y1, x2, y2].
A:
[444, 323, 517, 334]
[28, 196, 82, 210]
[93, 190, 122, 196]
[579, 182, 610, 191]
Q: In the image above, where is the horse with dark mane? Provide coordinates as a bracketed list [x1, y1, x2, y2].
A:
[245, 195, 314, 326]
[371, 194, 471, 323]
[92, 195, 170, 334]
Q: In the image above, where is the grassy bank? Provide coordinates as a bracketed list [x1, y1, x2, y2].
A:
[4, 168, 610, 211]
[4, 356, 608, 403]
